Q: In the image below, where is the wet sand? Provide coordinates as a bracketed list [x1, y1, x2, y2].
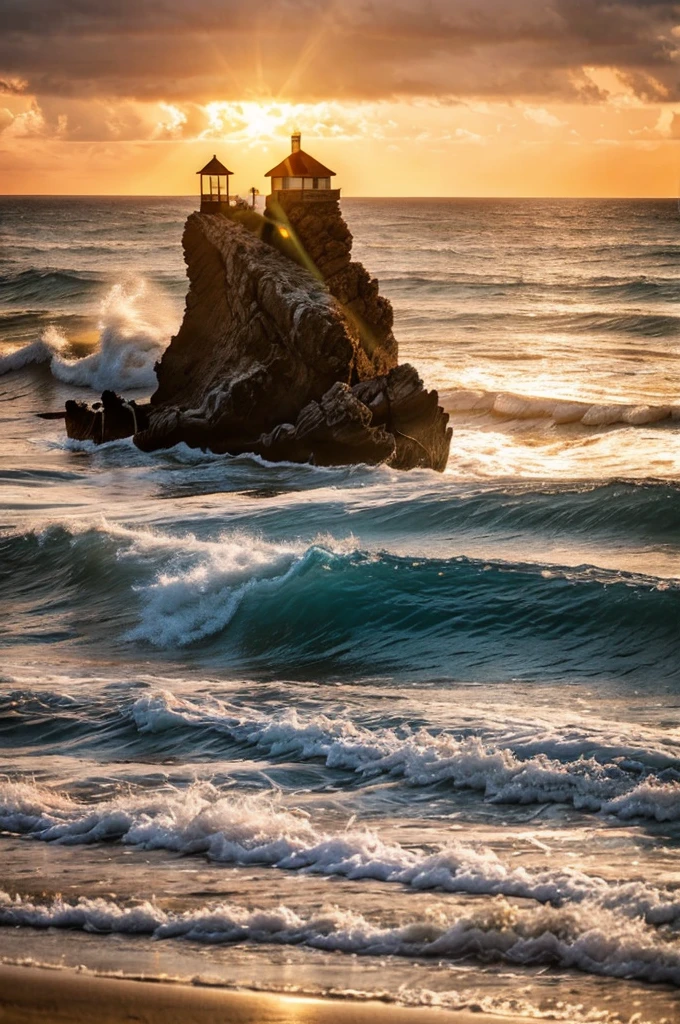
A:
[0, 964, 531, 1024]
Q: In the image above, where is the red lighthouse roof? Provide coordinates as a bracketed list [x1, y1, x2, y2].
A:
[265, 148, 335, 179]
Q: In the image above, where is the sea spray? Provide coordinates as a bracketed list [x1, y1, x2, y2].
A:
[0, 324, 70, 374]
[0, 278, 172, 391]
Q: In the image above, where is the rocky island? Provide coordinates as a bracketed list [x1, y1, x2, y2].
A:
[64, 143, 451, 471]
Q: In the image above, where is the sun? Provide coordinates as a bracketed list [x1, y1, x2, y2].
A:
[241, 102, 293, 139]
[199, 99, 305, 145]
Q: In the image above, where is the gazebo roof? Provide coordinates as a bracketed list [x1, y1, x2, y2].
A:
[197, 155, 233, 175]
[265, 149, 335, 178]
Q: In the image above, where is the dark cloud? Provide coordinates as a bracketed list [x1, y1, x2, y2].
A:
[0, 0, 679, 103]
[0, 78, 28, 95]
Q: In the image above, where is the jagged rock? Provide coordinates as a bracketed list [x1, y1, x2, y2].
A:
[258, 365, 450, 470]
[258, 381, 397, 466]
[64, 390, 148, 443]
[65, 199, 451, 471]
[138, 212, 362, 451]
[356, 364, 451, 472]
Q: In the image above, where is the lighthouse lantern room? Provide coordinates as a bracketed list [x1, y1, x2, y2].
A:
[197, 155, 233, 213]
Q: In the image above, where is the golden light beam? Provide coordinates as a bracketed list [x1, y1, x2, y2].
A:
[273, 1, 344, 104]
[189, 29, 249, 103]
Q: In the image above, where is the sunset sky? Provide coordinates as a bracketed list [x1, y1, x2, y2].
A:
[2, 0, 680, 197]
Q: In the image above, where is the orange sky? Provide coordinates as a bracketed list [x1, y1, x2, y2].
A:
[2, 2, 680, 197]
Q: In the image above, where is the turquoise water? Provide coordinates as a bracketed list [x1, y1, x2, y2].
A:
[0, 197, 678, 1022]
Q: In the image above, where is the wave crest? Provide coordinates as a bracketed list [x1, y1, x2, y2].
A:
[1, 776, 679, 921]
[2, 886, 679, 986]
[3, 521, 678, 681]
[444, 388, 680, 426]
[0, 279, 171, 391]
[131, 692, 680, 825]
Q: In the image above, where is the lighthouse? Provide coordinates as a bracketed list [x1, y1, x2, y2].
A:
[196, 155, 233, 213]
[265, 133, 340, 209]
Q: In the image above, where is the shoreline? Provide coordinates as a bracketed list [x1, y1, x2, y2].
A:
[0, 963, 531, 1024]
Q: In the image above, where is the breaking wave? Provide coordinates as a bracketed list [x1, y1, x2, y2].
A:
[1, 777, 679, 918]
[443, 388, 680, 426]
[130, 691, 680, 824]
[2, 520, 679, 681]
[1, 886, 678, 986]
[3, 683, 679, 824]
[0, 279, 171, 391]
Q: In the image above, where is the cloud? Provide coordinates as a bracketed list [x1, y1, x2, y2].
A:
[0, 1, 678, 106]
[453, 127, 485, 143]
[0, 77, 28, 95]
[0, 101, 58, 138]
[523, 106, 567, 127]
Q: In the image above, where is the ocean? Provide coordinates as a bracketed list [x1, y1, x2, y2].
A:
[0, 196, 678, 1022]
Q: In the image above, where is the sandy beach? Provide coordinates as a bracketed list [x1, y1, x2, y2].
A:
[0, 964, 534, 1024]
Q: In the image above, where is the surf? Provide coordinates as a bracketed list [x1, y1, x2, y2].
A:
[0, 278, 174, 391]
[2, 886, 679, 987]
[1, 777, 679, 913]
[2, 520, 678, 681]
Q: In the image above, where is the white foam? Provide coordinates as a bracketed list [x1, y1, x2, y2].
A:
[443, 388, 678, 429]
[0, 279, 171, 391]
[0, 778, 678, 924]
[0, 326, 69, 374]
[1, 888, 678, 986]
[444, 422, 680, 481]
[125, 532, 314, 646]
[131, 692, 680, 825]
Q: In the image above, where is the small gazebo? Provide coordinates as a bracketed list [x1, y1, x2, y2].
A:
[197, 155, 233, 213]
[265, 133, 339, 206]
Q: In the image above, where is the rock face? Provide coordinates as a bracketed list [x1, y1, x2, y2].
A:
[142, 211, 363, 451]
[267, 193, 397, 381]
[66, 198, 452, 471]
[258, 365, 451, 470]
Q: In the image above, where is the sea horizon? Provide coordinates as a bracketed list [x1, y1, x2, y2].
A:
[2, 193, 678, 200]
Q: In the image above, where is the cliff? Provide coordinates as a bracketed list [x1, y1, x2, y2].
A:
[65, 199, 452, 471]
[266, 193, 397, 380]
